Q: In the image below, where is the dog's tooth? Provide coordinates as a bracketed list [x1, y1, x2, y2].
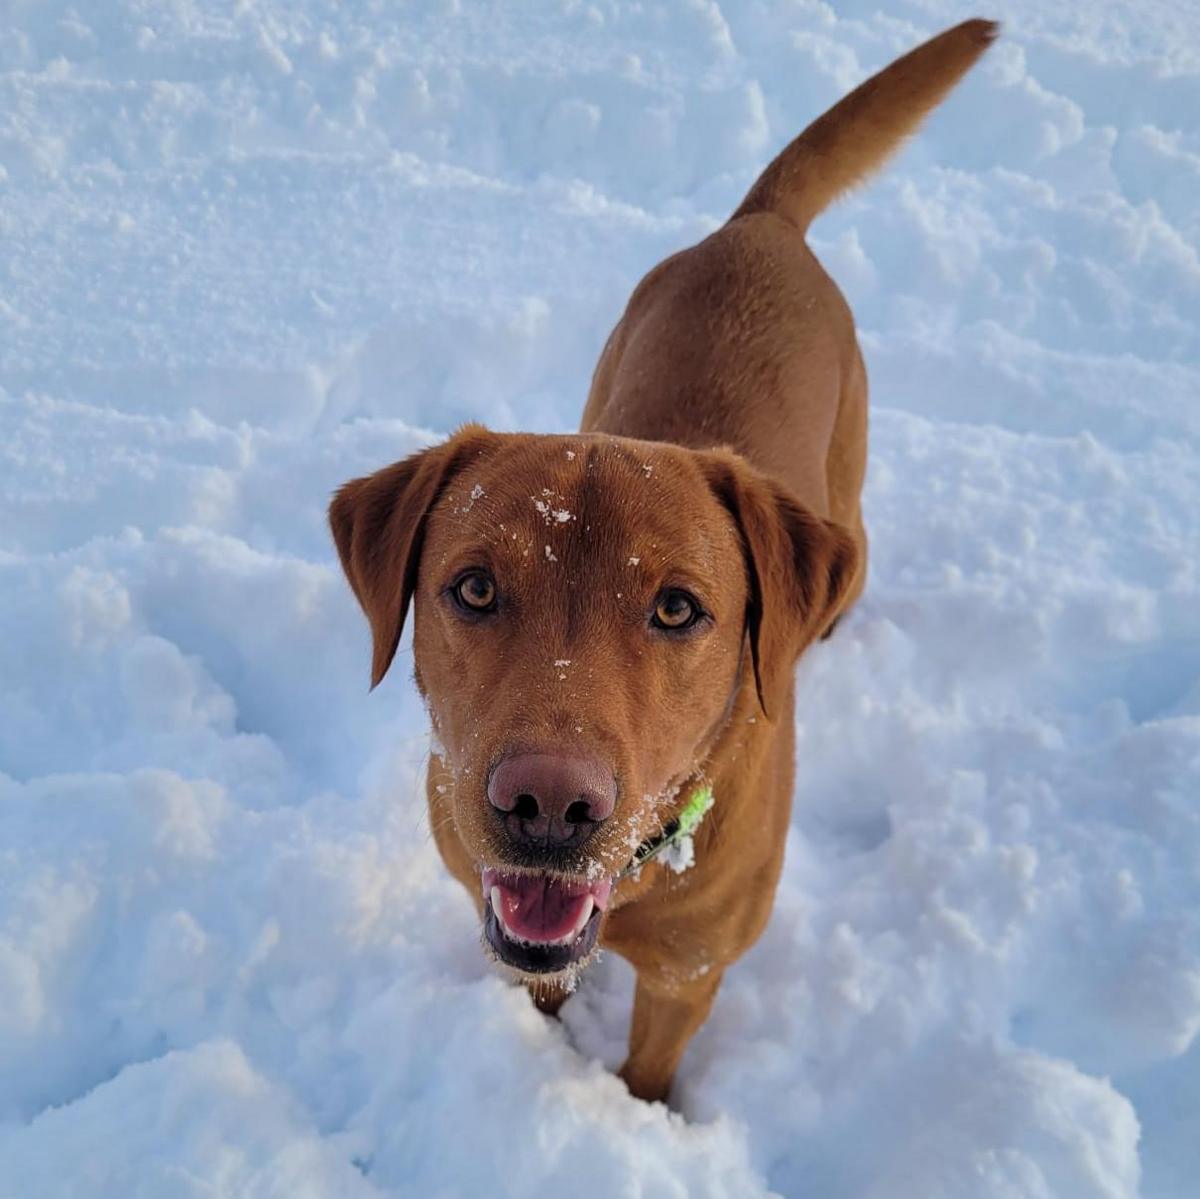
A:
[490, 886, 506, 931]
[571, 896, 594, 939]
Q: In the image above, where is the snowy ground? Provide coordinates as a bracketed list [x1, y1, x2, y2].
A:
[2, 1, 1198, 1196]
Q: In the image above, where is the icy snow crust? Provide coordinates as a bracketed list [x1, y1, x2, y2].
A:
[2, 1, 1199, 1195]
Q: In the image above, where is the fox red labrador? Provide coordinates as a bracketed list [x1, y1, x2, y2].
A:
[331, 20, 996, 1102]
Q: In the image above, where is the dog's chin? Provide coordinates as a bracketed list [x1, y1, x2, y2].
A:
[481, 867, 613, 977]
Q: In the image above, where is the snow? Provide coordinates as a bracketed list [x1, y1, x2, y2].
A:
[1, 1, 1198, 1195]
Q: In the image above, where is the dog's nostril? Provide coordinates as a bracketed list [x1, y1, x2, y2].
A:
[512, 793, 540, 821]
[564, 799, 592, 825]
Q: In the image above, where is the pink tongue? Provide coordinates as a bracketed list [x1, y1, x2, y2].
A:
[483, 870, 612, 943]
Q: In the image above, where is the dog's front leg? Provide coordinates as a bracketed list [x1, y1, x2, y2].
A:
[526, 978, 570, 1016]
[619, 968, 724, 1103]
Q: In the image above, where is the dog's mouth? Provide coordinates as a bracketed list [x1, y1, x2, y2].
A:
[481, 867, 613, 975]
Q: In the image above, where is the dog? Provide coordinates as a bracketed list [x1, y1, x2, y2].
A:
[330, 19, 997, 1103]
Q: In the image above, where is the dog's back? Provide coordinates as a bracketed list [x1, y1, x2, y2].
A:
[583, 19, 998, 551]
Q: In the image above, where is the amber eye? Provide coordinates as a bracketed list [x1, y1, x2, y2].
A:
[453, 571, 497, 613]
[651, 589, 701, 631]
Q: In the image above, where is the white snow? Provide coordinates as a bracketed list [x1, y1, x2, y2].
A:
[2, 1, 1198, 1196]
[533, 493, 574, 523]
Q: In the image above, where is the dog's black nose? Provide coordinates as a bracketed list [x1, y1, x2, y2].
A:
[487, 753, 616, 849]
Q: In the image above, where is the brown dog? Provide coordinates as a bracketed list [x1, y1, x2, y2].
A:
[330, 19, 996, 1103]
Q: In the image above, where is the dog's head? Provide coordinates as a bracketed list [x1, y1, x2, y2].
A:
[330, 426, 856, 976]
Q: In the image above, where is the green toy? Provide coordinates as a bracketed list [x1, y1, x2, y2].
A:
[618, 784, 715, 880]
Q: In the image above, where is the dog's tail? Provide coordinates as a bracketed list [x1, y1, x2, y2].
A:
[731, 19, 998, 233]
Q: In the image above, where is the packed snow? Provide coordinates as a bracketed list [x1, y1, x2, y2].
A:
[2, 1, 1198, 1196]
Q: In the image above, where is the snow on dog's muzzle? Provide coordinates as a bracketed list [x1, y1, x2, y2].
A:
[481, 868, 612, 974]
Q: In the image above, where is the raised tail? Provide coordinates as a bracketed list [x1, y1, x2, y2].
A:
[732, 19, 998, 232]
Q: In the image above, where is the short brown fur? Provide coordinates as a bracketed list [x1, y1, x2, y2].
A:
[330, 20, 997, 1103]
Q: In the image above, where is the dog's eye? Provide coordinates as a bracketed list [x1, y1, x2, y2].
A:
[651, 589, 702, 631]
[453, 571, 497, 613]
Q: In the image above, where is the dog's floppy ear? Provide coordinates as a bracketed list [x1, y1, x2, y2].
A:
[701, 451, 860, 718]
[329, 424, 492, 688]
